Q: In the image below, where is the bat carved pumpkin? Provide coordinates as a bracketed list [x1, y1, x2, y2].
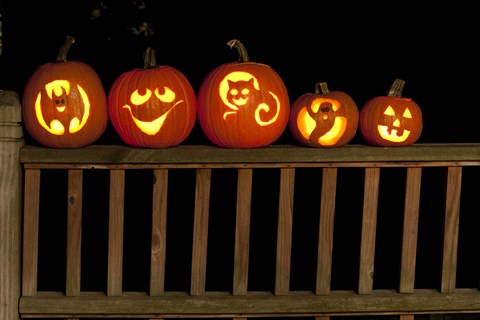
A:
[107, 47, 197, 148]
[197, 39, 290, 148]
[22, 35, 108, 148]
[360, 79, 422, 146]
[289, 82, 359, 147]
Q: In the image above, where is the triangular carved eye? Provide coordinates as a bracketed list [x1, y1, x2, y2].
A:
[403, 108, 412, 118]
[384, 106, 395, 116]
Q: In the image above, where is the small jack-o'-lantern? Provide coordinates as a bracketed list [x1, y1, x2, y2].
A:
[359, 78, 422, 146]
[108, 47, 197, 148]
[22, 35, 108, 148]
[289, 82, 359, 147]
[197, 39, 290, 148]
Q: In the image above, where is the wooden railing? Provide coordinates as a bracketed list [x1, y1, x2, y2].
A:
[2, 90, 480, 320]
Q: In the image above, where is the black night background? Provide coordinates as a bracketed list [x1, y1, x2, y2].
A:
[1, 0, 480, 302]
[2, 0, 480, 145]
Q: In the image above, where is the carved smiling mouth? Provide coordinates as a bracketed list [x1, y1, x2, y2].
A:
[123, 100, 183, 135]
[377, 125, 410, 142]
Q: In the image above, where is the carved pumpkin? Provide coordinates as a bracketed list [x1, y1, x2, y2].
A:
[22, 35, 108, 148]
[289, 82, 359, 147]
[107, 47, 197, 148]
[359, 78, 422, 146]
[197, 39, 290, 148]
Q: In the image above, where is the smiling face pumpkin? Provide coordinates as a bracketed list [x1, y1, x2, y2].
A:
[360, 79, 422, 147]
[107, 48, 197, 148]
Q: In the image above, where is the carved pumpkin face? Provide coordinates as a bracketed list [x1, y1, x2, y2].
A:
[289, 83, 359, 147]
[197, 39, 290, 148]
[360, 79, 422, 146]
[108, 48, 197, 148]
[22, 36, 108, 148]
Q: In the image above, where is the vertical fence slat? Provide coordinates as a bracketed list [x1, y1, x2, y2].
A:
[441, 166, 462, 293]
[66, 169, 83, 296]
[275, 168, 295, 295]
[22, 169, 41, 297]
[399, 167, 422, 293]
[358, 167, 380, 294]
[233, 169, 253, 296]
[316, 167, 337, 295]
[107, 169, 125, 296]
[150, 169, 168, 296]
[190, 169, 211, 296]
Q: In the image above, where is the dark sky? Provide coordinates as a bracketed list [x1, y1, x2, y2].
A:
[1, 0, 479, 145]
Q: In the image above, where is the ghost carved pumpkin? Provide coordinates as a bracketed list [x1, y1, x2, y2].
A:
[107, 47, 196, 148]
[359, 78, 422, 146]
[197, 39, 290, 148]
[289, 82, 359, 147]
[22, 35, 108, 148]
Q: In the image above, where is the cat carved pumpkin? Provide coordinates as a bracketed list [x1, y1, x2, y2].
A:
[197, 39, 290, 148]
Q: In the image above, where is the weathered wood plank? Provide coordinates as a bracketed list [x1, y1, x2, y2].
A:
[441, 167, 462, 293]
[190, 169, 211, 296]
[107, 170, 125, 296]
[358, 168, 380, 294]
[66, 170, 83, 296]
[0, 90, 23, 320]
[316, 168, 337, 295]
[150, 169, 168, 296]
[19, 143, 480, 165]
[275, 168, 295, 295]
[399, 167, 422, 293]
[22, 169, 41, 297]
[19, 289, 480, 316]
[233, 169, 252, 296]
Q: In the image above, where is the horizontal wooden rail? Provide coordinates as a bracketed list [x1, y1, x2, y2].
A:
[19, 143, 480, 166]
[19, 289, 480, 317]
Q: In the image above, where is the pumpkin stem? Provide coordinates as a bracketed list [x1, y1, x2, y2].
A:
[227, 39, 250, 63]
[316, 82, 330, 95]
[387, 78, 406, 98]
[56, 35, 75, 63]
[144, 47, 158, 69]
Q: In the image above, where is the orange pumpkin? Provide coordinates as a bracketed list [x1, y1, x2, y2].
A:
[359, 78, 422, 146]
[22, 35, 108, 148]
[197, 39, 290, 148]
[107, 47, 196, 148]
[289, 82, 359, 147]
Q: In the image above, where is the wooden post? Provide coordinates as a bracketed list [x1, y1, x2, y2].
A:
[0, 90, 23, 320]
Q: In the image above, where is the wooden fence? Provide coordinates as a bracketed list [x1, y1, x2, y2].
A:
[1, 90, 480, 320]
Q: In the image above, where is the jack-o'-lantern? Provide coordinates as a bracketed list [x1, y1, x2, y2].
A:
[197, 39, 290, 148]
[22, 35, 108, 148]
[289, 82, 359, 147]
[359, 78, 422, 146]
[107, 47, 196, 148]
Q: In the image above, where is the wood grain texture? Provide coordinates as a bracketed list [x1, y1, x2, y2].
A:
[0, 90, 23, 320]
[358, 168, 380, 294]
[107, 170, 125, 296]
[190, 169, 211, 296]
[399, 167, 422, 293]
[150, 169, 168, 296]
[316, 168, 337, 295]
[19, 143, 480, 165]
[233, 169, 252, 296]
[66, 170, 83, 296]
[275, 168, 295, 295]
[441, 167, 462, 293]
